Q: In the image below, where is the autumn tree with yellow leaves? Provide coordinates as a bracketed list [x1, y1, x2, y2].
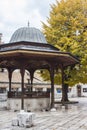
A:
[42, 0, 87, 86]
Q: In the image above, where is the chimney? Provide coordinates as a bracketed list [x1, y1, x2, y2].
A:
[0, 33, 2, 44]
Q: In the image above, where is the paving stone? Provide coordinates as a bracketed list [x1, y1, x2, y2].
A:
[0, 97, 87, 130]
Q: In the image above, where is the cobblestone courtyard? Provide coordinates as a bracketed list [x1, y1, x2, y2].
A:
[0, 97, 87, 130]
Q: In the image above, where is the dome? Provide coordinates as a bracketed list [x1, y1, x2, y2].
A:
[9, 27, 47, 44]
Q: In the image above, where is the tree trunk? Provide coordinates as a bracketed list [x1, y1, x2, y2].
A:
[61, 83, 69, 102]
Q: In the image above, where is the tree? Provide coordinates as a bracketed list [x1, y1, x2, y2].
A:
[42, 0, 87, 87]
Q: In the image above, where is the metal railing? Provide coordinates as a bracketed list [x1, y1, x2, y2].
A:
[8, 91, 50, 98]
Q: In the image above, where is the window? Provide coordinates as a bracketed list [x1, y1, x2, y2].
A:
[83, 88, 87, 92]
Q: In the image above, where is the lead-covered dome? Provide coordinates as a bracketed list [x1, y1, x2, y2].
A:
[9, 27, 47, 44]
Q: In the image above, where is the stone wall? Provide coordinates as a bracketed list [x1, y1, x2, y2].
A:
[7, 98, 50, 111]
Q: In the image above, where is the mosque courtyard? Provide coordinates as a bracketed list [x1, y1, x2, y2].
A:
[0, 97, 87, 130]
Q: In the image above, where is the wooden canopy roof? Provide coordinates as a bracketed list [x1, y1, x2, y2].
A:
[0, 41, 79, 70]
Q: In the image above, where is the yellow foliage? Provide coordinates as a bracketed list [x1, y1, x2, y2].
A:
[42, 0, 87, 85]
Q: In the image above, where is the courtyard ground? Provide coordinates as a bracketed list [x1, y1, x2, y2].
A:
[0, 97, 87, 130]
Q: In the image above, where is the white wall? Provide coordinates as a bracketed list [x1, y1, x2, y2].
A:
[69, 84, 87, 97]
[69, 86, 78, 97]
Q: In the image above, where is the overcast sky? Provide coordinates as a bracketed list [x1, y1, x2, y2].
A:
[0, 0, 58, 43]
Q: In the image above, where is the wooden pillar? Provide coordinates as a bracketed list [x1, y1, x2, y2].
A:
[49, 65, 55, 108]
[8, 68, 14, 92]
[20, 68, 25, 110]
[29, 70, 35, 92]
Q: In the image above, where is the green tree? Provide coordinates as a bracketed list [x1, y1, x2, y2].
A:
[42, 0, 87, 86]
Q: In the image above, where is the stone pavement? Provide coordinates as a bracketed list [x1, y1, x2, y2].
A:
[0, 97, 87, 130]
